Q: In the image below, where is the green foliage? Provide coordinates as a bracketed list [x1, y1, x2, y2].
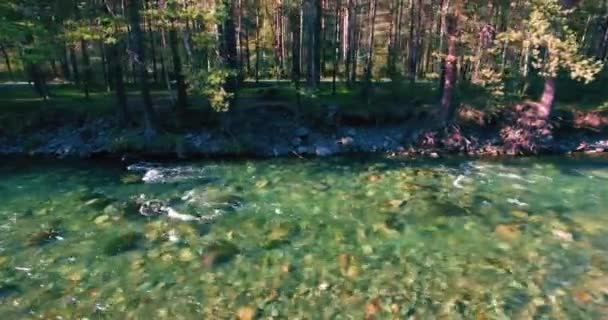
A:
[498, 0, 603, 83]
[190, 68, 235, 112]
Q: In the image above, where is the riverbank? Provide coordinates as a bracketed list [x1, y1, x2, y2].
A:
[2, 102, 608, 160]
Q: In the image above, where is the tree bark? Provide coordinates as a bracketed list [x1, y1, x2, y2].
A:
[332, 0, 342, 95]
[169, 20, 188, 122]
[108, 38, 129, 125]
[363, 0, 377, 102]
[255, 3, 261, 83]
[69, 46, 80, 85]
[127, 0, 157, 137]
[219, 0, 239, 106]
[60, 44, 71, 80]
[304, 0, 322, 88]
[291, 3, 302, 107]
[99, 41, 111, 91]
[440, 12, 458, 123]
[537, 77, 556, 119]
[0, 44, 14, 80]
[81, 39, 91, 99]
[147, 11, 159, 84]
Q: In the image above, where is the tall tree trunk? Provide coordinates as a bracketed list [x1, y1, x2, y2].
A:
[314, 0, 322, 86]
[127, 0, 157, 137]
[108, 38, 129, 125]
[291, 3, 302, 108]
[148, 12, 159, 84]
[332, 0, 342, 95]
[363, 0, 377, 102]
[99, 41, 111, 91]
[81, 39, 91, 99]
[536, 77, 556, 119]
[237, 0, 245, 81]
[255, 3, 261, 83]
[304, 0, 322, 88]
[60, 44, 71, 80]
[69, 46, 80, 85]
[407, 0, 417, 82]
[440, 12, 458, 123]
[219, 0, 239, 106]
[244, 21, 252, 76]
[50, 60, 59, 79]
[350, 0, 360, 84]
[169, 21, 188, 122]
[344, 0, 354, 85]
[0, 44, 14, 80]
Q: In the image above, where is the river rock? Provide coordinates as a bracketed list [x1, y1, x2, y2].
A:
[263, 222, 300, 249]
[495, 224, 521, 241]
[94, 215, 110, 225]
[103, 232, 143, 255]
[27, 227, 62, 247]
[202, 240, 239, 266]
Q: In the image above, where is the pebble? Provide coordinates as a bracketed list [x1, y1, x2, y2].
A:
[94, 215, 110, 225]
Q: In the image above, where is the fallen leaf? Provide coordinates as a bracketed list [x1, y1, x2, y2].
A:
[552, 229, 573, 242]
[495, 224, 521, 241]
[237, 306, 256, 320]
[365, 298, 381, 319]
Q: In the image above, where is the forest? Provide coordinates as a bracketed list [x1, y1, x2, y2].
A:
[0, 0, 608, 157]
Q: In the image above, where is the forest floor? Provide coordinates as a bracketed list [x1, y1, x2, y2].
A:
[1, 81, 608, 159]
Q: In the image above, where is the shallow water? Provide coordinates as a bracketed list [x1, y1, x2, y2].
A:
[1, 156, 608, 318]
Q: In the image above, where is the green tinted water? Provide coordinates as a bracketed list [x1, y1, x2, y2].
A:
[1, 156, 608, 319]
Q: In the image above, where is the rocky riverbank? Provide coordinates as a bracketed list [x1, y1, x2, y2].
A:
[1, 104, 608, 159]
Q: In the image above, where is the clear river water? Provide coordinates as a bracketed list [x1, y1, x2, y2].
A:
[1, 155, 607, 318]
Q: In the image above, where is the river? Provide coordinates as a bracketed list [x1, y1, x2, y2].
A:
[0, 155, 607, 318]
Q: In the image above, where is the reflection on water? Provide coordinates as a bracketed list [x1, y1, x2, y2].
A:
[0, 156, 607, 318]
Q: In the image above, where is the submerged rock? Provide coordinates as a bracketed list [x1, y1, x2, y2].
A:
[263, 222, 300, 249]
[202, 240, 240, 266]
[27, 226, 63, 247]
[120, 174, 142, 184]
[103, 232, 143, 255]
[495, 224, 521, 241]
[0, 284, 20, 299]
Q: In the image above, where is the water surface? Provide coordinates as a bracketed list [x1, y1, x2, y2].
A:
[1, 156, 607, 318]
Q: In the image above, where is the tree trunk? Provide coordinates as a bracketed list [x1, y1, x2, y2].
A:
[108, 39, 129, 125]
[332, 0, 342, 95]
[127, 0, 157, 137]
[169, 21, 188, 122]
[255, 3, 261, 83]
[537, 77, 556, 119]
[99, 41, 111, 91]
[1, 44, 14, 80]
[344, 0, 354, 85]
[291, 3, 302, 108]
[60, 44, 71, 80]
[219, 0, 239, 106]
[363, 0, 377, 102]
[69, 46, 80, 85]
[407, 0, 417, 82]
[148, 14, 159, 84]
[440, 13, 458, 123]
[304, 0, 322, 88]
[50, 60, 59, 79]
[81, 39, 91, 99]
[350, 0, 360, 84]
